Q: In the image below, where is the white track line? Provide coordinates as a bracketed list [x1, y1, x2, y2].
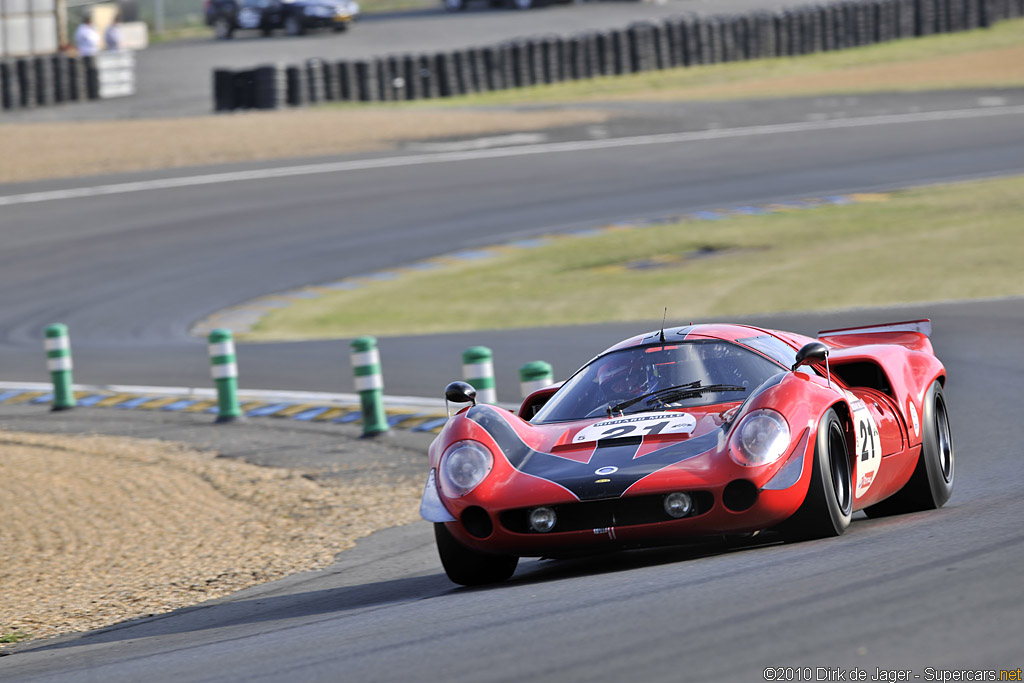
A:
[3, 105, 1023, 207]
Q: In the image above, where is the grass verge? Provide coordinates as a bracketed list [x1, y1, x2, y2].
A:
[392, 18, 1024, 107]
[248, 174, 1024, 340]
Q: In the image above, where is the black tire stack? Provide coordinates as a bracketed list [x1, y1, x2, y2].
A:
[210, 0, 1021, 112]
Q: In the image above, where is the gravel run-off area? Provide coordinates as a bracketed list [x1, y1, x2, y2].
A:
[0, 405, 434, 652]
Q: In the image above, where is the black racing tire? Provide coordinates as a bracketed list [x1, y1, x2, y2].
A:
[434, 522, 518, 586]
[864, 381, 953, 518]
[333, 22, 349, 32]
[777, 408, 853, 542]
[213, 17, 234, 39]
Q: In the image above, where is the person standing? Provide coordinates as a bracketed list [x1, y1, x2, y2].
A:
[75, 12, 100, 56]
[105, 13, 122, 50]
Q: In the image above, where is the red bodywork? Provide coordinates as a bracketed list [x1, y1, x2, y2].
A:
[424, 321, 945, 557]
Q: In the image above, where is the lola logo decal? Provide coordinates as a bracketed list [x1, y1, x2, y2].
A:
[594, 466, 618, 476]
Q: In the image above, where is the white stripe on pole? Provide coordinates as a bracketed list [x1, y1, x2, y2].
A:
[462, 362, 494, 379]
[355, 374, 384, 391]
[47, 357, 73, 371]
[350, 349, 380, 368]
[208, 341, 235, 357]
[44, 337, 70, 351]
[211, 363, 238, 379]
[520, 379, 553, 399]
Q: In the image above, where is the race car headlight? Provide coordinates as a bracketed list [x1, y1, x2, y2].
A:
[730, 409, 791, 467]
[439, 440, 493, 497]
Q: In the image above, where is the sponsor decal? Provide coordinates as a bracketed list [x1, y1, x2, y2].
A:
[594, 478, 611, 484]
[908, 399, 920, 437]
[846, 391, 882, 498]
[595, 466, 618, 475]
[573, 412, 696, 444]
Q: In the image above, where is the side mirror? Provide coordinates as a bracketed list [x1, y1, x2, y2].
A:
[445, 381, 477, 406]
[792, 342, 829, 370]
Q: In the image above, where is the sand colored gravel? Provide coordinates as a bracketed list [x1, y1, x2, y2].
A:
[0, 429, 421, 647]
[0, 108, 609, 184]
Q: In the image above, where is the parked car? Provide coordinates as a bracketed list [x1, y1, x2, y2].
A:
[205, 0, 358, 38]
[442, 0, 569, 11]
[422, 320, 954, 585]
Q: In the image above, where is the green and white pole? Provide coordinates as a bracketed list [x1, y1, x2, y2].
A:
[462, 346, 496, 404]
[351, 336, 389, 437]
[519, 361, 554, 399]
[208, 328, 242, 423]
[44, 323, 76, 411]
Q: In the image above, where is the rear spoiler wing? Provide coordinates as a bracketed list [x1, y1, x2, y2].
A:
[818, 319, 931, 338]
[818, 319, 932, 352]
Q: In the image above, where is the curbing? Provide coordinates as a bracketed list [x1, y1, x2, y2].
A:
[0, 381, 468, 434]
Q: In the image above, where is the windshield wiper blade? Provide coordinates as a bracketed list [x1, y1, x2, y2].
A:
[646, 384, 746, 406]
[608, 381, 703, 415]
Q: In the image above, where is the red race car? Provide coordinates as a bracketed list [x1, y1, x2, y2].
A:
[421, 321, 954, 585]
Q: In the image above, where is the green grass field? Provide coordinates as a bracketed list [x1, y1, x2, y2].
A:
[246, 174, 1024, 340]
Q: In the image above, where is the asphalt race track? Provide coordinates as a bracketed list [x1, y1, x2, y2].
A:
[2, 89, 1024, 401]
[1, 297, 1022, 682]
[2, 76, 1024, 679]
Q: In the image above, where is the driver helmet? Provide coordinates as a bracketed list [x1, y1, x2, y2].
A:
[597, 354, 653, 399]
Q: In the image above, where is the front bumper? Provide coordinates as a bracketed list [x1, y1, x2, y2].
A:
[441, 480, 807, 557]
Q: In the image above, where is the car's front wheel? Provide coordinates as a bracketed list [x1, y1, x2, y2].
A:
[213, 17, 234, 39]
[864, 381, 953, 517]
[777, 408, 853, 541]
[434, 523, 518, 586]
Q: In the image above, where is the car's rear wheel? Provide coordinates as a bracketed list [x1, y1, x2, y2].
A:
[864, 381, 953, 517]
[434, 522, 518, 586]
[777, 408, 853, 541]
[213, 17, 234, 39]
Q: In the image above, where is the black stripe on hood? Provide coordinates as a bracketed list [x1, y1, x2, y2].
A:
[467, 406, 725, 500]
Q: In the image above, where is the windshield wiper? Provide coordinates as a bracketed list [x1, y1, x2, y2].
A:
[646, 383, 746, 407]
[607, 381, 703, 415]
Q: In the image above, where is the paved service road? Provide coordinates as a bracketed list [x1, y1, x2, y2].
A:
[1, 90, 1023, 401]
[14, 0, 800, 120]
[1, 298, 1021, 682]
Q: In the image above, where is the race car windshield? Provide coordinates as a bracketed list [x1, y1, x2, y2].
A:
[531, 340, 786, 424]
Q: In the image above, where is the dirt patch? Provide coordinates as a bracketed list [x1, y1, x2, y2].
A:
[0, 429, 421, 648]
[0, 108, 609, 184]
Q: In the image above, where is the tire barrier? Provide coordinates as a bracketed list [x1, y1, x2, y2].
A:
[211, 0, 1020, 111]
[208, 329, 243, 423]
[1, 51, 139, 112]
[351, 336, 389, 437]
[44, 324, 75, 412]
[462, 346, 497, 405]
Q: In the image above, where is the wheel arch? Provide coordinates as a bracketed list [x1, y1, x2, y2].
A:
[828, 398, 856, 465]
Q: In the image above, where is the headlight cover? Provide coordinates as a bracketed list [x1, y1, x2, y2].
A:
[730, 409, 791, 467]
[439, 440, 493, 497]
